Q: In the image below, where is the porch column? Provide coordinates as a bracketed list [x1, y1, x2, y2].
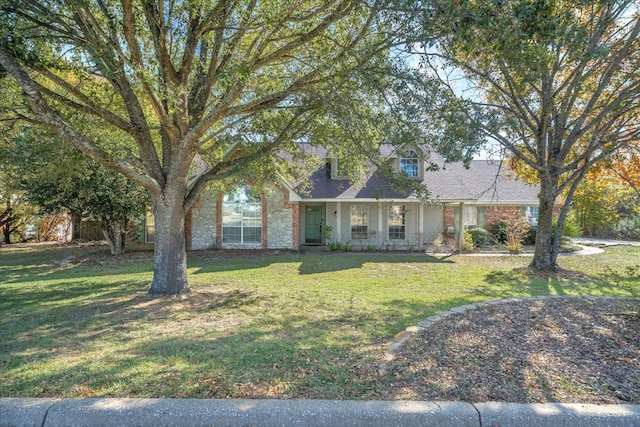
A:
[378, 202, 384, 242]
[458, 201, 465, 249]
[418, 202, 424, 247]
[336, 203, 342, 241]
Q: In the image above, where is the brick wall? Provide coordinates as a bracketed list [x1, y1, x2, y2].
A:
[444, 205, 525, 231]
[483, 206, 523, 228]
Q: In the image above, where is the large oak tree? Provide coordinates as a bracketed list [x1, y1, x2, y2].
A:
[410, 0, 640, 272]
[0, 0, 403, 296]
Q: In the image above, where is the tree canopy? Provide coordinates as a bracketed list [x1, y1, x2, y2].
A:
[6, 127, 148, 254]
[0, 0, 432, 295]
[407, 0, 640, 272]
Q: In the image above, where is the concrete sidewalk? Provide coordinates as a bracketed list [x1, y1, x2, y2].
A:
[1, 398, 639, 427]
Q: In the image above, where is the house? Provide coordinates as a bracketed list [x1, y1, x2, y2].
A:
[144, 144, 540, 250]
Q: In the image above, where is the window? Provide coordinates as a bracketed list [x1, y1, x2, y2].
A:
[222, 185, 262, 244]
[350, 205, 368, 239]
[524, 206, 539, 226]
[400, 150, 419, 177]
[388, 205, 405, 240]
[335, 158, 352, 178]
[463, 206, 477, 226]
[145, 211, 155, 243]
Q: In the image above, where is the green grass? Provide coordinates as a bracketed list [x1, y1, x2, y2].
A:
[1, 244, 638, 399]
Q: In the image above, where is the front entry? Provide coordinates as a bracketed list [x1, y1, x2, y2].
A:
[304, 206, 323, 244]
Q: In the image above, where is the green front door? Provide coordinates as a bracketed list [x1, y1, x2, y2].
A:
[305, 206, 323, 244]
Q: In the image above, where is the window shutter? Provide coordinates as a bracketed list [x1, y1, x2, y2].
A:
[478, 207, 485, 227]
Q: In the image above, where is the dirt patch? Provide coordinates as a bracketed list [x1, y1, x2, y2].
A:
[382, 297, 640, 404]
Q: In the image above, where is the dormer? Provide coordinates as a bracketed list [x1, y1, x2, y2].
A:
[325, 156, 353, 180]
[390, 146, 424, 179]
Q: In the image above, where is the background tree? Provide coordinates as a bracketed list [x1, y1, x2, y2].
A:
[7, 127, 147, 254]
[409, 0, 640, 272]
[0, 0, 407, 296]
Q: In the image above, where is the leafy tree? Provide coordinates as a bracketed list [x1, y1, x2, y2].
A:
[0, 0, 408, 296]
[0, 133, 38, 244]
[571, 174, 635, 237]
[8, 127, 147, 254]
[408, 0, 640, 272]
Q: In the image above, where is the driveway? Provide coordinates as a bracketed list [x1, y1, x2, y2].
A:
[572, 237, 640, 247]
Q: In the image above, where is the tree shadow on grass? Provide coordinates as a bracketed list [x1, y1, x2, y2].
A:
[481, 266, 633, 298]
[0, 280, 483, 400]
[188, 252, 455, 277]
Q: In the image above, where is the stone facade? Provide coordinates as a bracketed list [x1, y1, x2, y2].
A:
[188, 185, 297, 250]
[265, 187, 298, 250]
[188, 189, 218, 250]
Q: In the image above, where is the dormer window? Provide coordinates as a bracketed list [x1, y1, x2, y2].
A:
[334, 158, 352, 179]
[400, 150, 419, 177]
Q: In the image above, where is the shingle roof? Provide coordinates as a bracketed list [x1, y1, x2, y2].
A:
[293, 144, 539, 204]
[424, 159, 539, 203]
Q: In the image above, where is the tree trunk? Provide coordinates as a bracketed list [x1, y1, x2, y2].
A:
[2, 225, 10, 245]
[530, 175, 560, 272]
[1, 205, 12, 244]
[102, 224, 126, 255]
[147, 187, 190, 297]
[70, 211, 82, 241]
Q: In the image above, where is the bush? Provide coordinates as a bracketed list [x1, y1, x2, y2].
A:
[504, 215, 531, 254]
[523, 226, 537, 246]
[554, 213, 583, 239]
[489, 221, 508, 244]
[462, 228, 474, 251]
[615, 213, 640, 240]
[468, 226, 494, 246]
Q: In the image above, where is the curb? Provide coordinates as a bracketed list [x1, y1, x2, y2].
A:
[1, 398, 639, 427]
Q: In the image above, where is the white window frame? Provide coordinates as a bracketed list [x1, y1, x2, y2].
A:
[524, 206, 539, 226]
[463, 206, 477, 226]
[400, 150, 420, 177]
[350, 205, 369, 239]
[222, 185, 262, 244]
[388, 205, 406, 240]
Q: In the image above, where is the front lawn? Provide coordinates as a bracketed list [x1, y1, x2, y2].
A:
[0, 244, 638, 399]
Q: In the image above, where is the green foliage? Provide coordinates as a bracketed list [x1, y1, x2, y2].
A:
[407, 0, 640, 271]
[6, 126, 148, 252]
[571, 178, 631, 236]
[467, 226, 494, 246]
[490, 221, 509, 244]
[523, 226, 537, 246]
[614, 213, 640, 240]
[462, 228, 475, 252]
[328, 241, 351, 252]
[0, 0, 439, 292]
[321, 225, 334, 243]
[553, 214, 583, 240]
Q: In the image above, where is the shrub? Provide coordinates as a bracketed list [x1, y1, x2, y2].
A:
[554, 213, 583, 239]
[615, 213, 640, 240]
[489, 220, 508, 244]
[523, 226, 537, 246]
[462, 228, 474, 251]
[504, 215, 531, 254]
[468, 226, 494, 246]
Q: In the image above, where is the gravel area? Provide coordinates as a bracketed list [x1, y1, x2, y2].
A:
[382, 297, 640, 404]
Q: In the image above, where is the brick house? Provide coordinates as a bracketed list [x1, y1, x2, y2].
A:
[143, 145, 540, 250]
